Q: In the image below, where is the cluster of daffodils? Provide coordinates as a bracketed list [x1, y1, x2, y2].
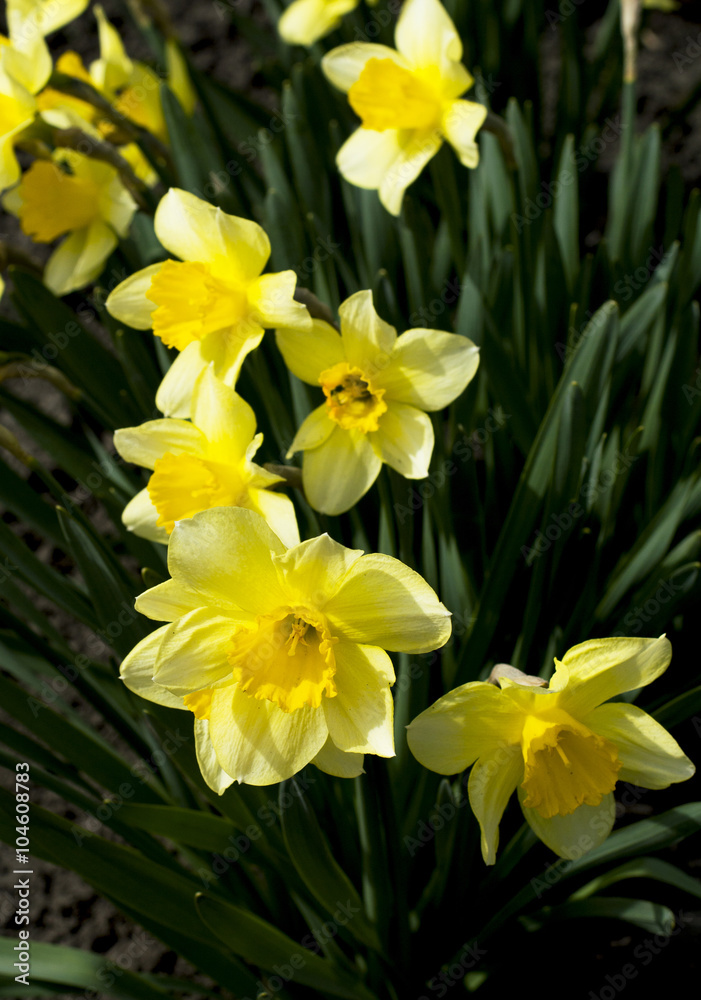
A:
[0, 0, 194, 294]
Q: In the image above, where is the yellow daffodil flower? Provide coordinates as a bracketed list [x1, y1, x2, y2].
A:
[114, 366, 300, 548]
[276, 289, 479, 515]
[321, 0, 487, 215]
[279, 0, 374, 47]
[3, 148, 137, 295]
[106, 188, 311, 419]
[407, 636, 695, 864]
[119, 506, 451, 788]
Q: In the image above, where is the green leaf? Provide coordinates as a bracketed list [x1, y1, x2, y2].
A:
[553, 135, 579, 292]
[522, 897, 675, 936]
[568, 857, 701, 902]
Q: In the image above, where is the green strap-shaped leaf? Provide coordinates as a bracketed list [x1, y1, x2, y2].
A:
[568, 857, 701, 902]
[522, 897, 675, 936]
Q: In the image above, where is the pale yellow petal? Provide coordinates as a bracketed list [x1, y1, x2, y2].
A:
[323, 642, 394, 755]
[135, 577, 205, 622]
[336, 127, 404, 192]
[518, 785, 616, 861]
[105, 262, 164, 330]
[554, 636, 672, 717]
[407, 682, 524, 774]
[167, 507, 288, 613]
[119, 625, 185, 709]
[208, 683, 328, 785]
[121, 487, 167, 544]
[249, 488, 301, 550]
[442, 100, 487, 168]
[321, 42, 408, 93]
[165, 38, 196, 116]
[286, 404, 335, 457]
[338, 289, 397, 371]
[374, 328, 480, 410]
[273, 533, 364, 607]
[325, 551, 451, 652]
[153, 607, 248, 694]
[372, 401, 434, 479]
[468, 744, 523, 865]
[584, 702, 695, 789]
[247, 270, 310, 330]
[7, 0, 90, 39]
[155, 340, 206, 418]
[191, 366, 256, 455]
[114, 420, 206, 469]
[44, 220, 117, 296]
[279, 0, 357, 46]
[378, 128, 443, 216]
[312, 737, 364, 778]
[276, 319, 344, 385]
[154, 188, 270, 281]
[92, 4, 133, 91]
[302, 426, 382, 514]
[395, 0, 463, 67]
[195, 718, 234, 794]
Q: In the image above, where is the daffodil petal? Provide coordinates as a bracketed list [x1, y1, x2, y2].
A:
[279, 0, 357, 46]
[312, 736, 365, 777]
[135, 577, 205, 622]
[114, 420, 205, 469]
[407, 682, 524, 774]
[555, 636, 672, 717]
[167, 507, 288, 613]
[44, 220, 117, 296]
[248, 270, 310, 330]
[208, 684, 328, 785]
[121, 487, 167, 544]
[276, 319, 344, 385]
[153, 607, 248, 694]
[325, 551, 451, 651]
[195, 718, 234, 794]
[336, 127, 405, 192]
[105, 262, 164, 330]
[584, 702, 695, 789]
[379, 129, 443, 216]
[273, 533, 364, 606]
[154, 188, 270, 280]
[442, 100, 487, 168]
[395, 0, 463, 68]
[323, 642, 394, 755]
[249, 489, 301, 550]
[321, 42, 408, 92]
[119, 625, 184, 709]
[468, 745, 523, 865]
[374, 328, 480, 410]
[518, 786, 616, 861]
[338, 289, 397, 370]
[155, 340, 206, 418]
[287, 404, 335, 457]
[191, 366, 256, 455]
[373, 401, 434, 479]
[302, 427, 382, 514]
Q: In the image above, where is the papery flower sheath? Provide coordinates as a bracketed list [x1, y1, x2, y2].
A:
[3, 147, 137, 295]
[120, 507, 451, 789]
[105, 188, 311, 419]
[407, 637, 695, 863]
[114, 366, 299, 548]
[276, 289, 479, 514]
[321, 0, 487, 215]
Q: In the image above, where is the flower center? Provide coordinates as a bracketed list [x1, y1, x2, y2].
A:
[17, 161, 101, 242]
[348, 59, 442, 132]
[146, 259, 247, 351]
[319, 362, 387, 433]
[147, 452, 247, 533]
[228, 607, 338, 713]
[520, 711, 621, 819]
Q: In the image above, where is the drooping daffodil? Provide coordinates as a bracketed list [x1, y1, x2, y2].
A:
[278, 0, 374, 47]
[114, 366, 300, 549]
[276, 289, 479, 515]
[407, 637, 695, 864]
[3, 147, 137, 295]
[322, 0, 487, 215]
[120, 506, 451, 789]
[106, 188, 312, 419]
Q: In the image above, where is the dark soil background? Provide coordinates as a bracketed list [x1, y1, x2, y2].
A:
[1, 1, 701, 997]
